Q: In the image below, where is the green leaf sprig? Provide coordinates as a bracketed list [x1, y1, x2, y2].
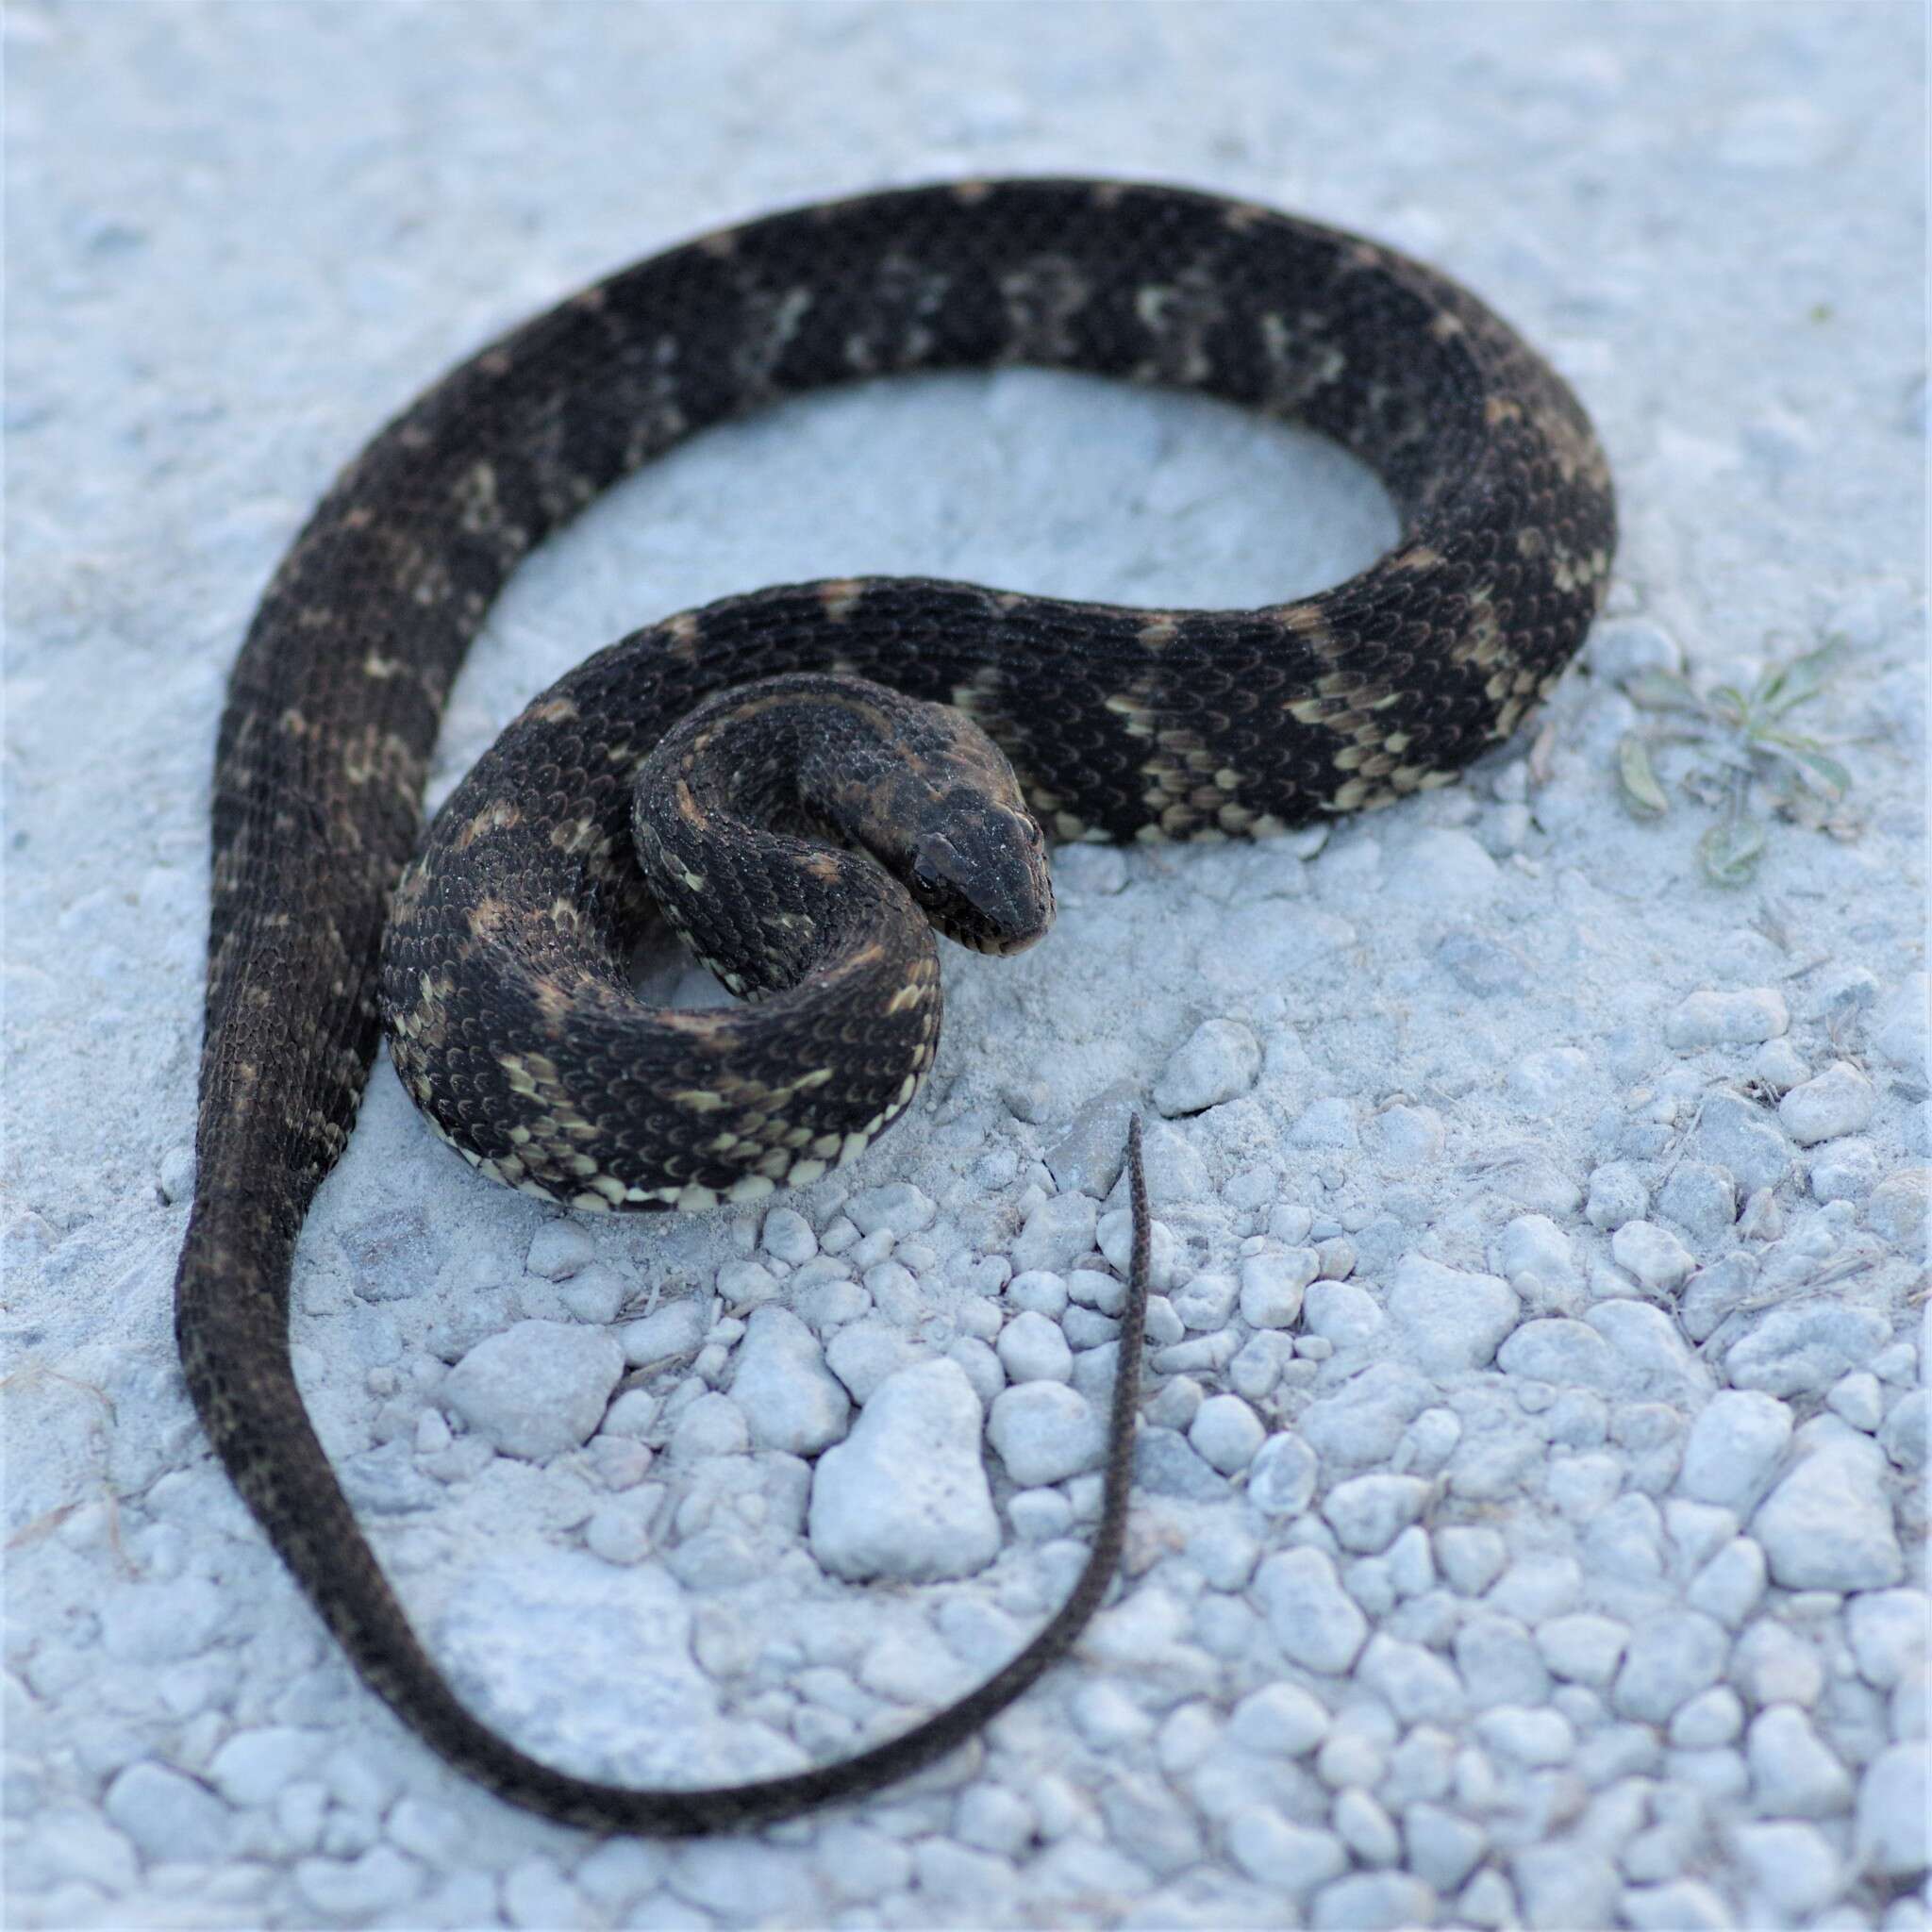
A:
[1613, 637, 1855, 886]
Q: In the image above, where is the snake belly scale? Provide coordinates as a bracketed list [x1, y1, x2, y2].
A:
[175, 180, 1615, 1834]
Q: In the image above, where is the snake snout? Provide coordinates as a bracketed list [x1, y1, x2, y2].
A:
[909, 797, 1054, 957]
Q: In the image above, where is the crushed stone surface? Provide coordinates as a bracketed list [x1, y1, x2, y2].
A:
[6, 3, 1925, 1928]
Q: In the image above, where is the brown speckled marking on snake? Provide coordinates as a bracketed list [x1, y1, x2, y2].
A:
[176, 180, 1615, 1834]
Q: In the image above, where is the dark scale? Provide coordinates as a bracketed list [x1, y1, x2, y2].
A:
[175, 180, 1615, 1834]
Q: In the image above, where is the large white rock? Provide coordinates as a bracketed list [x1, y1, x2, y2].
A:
[1588, 1298, 1711, 1402]
[1725, 1302, 1890, 1398]
[1255, 1548, 1367, 1674]
[1857, 1742, 1929, 1877]
[1778, 1061, 1875, 1144]
[1189, 1392, 1266, 1473]
[1497, 1317, 1612, 1389]
[1610, 1221, 1698, 1292]
[987, 1381, 1106, 1487]
[1745, 1706, 1853, 1818]
[1226, 1808, 1348, 1894]
[1248, 1430, 1320, 1517]
[1751, 1423, 1905, 1591]
[1324, 1474, 1432, 1555]
[1870, 974, 1927, 1074]
[620, 1296, 710, 1369]
[729, 1305, 851, 1456]
[1678, 1390, 1793, 1509]
[995, 1308, 1073, 1384]
[808, 1359, 999, 1581]
[1239, 1247, 1318, 1328]
[1385, 826, 1499, 907]
[1611, 1611, 1728, 1723]
[1010, 1193, 1098, 1274]
[103, 1762, 233, 1863]
[1666, 988, 1789, 1048]
[1154, 1018, 1260, 1116]
[1387, 1254, 1518, 1376]
[443, 1320, 625, 1460]
[1844, 1588, 1929, 1689]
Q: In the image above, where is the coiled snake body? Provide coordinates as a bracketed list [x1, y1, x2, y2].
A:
[176, 180, 1615, 1834]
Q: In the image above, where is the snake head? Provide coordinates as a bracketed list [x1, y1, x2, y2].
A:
[908, 791, 1054, 957]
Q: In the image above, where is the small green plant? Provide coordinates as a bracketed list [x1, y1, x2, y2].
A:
[1615, 637, 1856, 887]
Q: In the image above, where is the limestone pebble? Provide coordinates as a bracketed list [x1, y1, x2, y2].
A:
[1188, 1393, 1266, 1473]
[1153, 1018, 1261, 1116]
[1665, 987, 1789, 1048]
[1239, 1247, 1317, 1327]
[1751, 1424, 1906, 1590]
[995, 1309, 1074, 1384]
[987, 1380, 1106, 1487]
[1778, 1061, 1876, 1144]
[728, 1306, 851, 1455]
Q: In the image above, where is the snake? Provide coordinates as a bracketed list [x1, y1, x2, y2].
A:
[174, 179, 1616, 1836]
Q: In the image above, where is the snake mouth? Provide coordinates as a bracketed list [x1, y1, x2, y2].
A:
[914, 871, 1055, 958]
[956, 926, 1048, 958]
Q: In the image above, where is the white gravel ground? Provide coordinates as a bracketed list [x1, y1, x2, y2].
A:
[6, 4, 1925, 1928]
